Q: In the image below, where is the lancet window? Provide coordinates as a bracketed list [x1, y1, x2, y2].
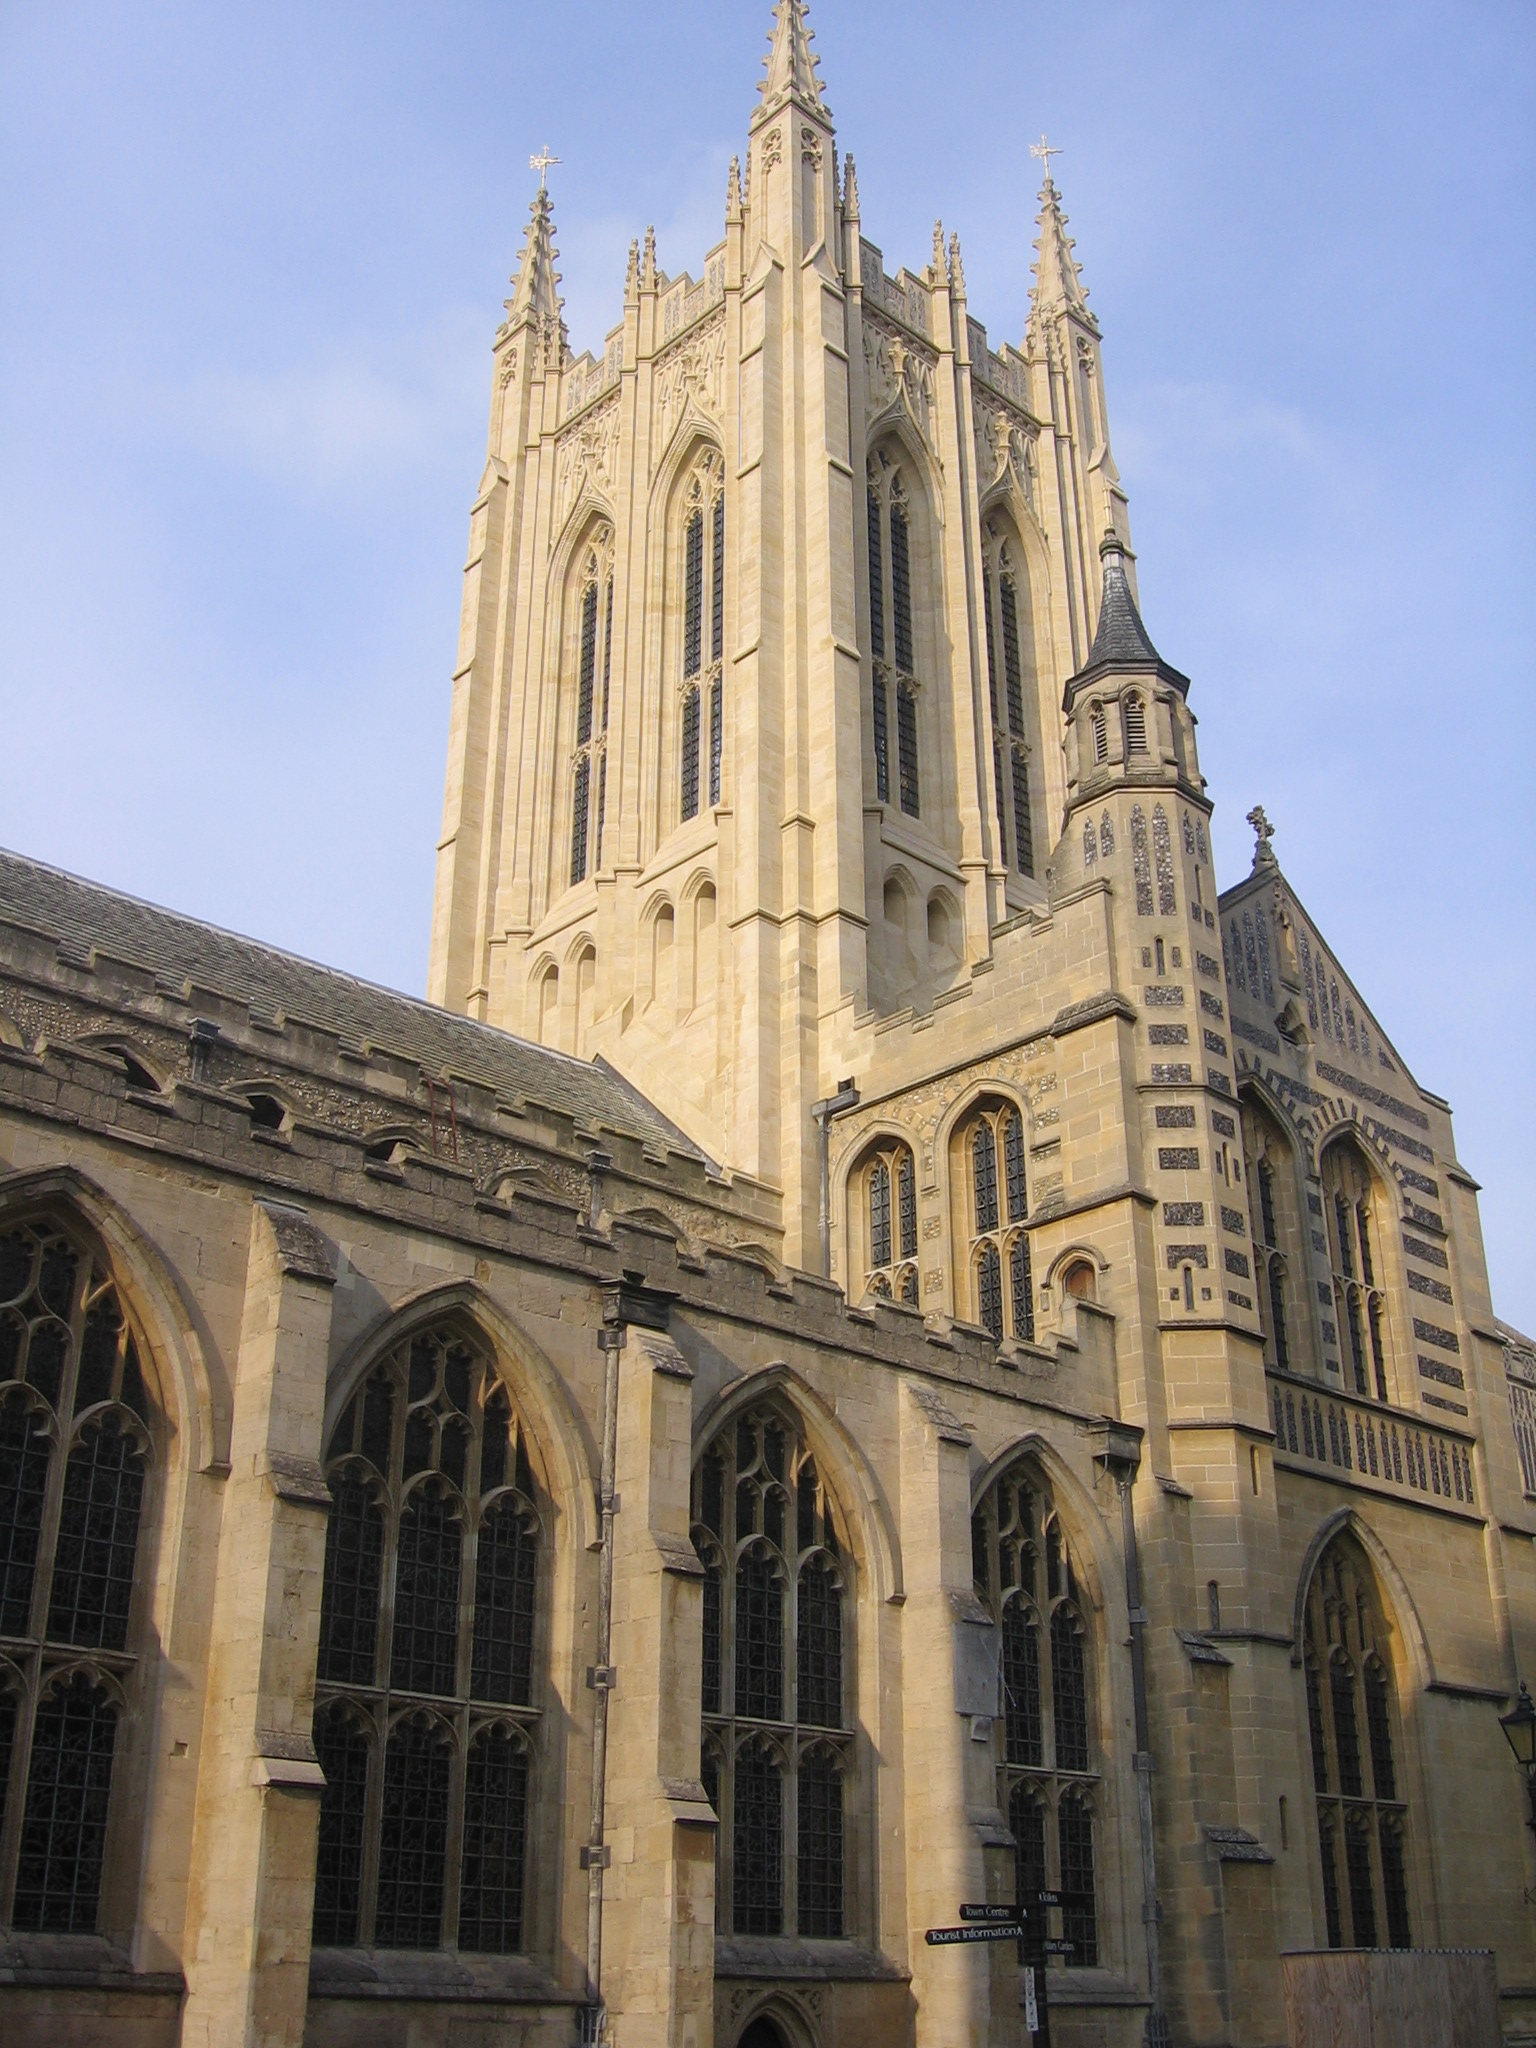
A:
[856, 1139, 918, 1306]
[1321, 1139, 1392, 1402]
[570, 532, 614, 886]
[866, 459, 921, 817]
[972, 1465, 1097, 1966]
[955, 1102, 1034, 1342]
[981, 535, 1036, 878]
[679, 456, 726, 824]
[1240, 1095, 1307, 1378]
[0, 1217, 155, 1933]
[312, 1323, 542, 1955]
[1303, 1537, 1412, 1951]
[693, 1406, 852, 1940]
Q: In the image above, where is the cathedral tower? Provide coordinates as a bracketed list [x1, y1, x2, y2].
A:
[427, 3, 1125, 1267]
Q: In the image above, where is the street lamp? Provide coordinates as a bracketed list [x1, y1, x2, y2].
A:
[1499, 1681, 1536, 1833]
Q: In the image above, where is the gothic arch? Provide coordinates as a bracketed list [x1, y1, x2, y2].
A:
[0, 1162, 219, 1471]
[726, 1990, 822, 2048]
[691, 1362, 903, 1608]
[547, 489, 616, 591]
[1290, 1507, 1435, 1696]
[968, 1430, 1120, 1634]
[650, 407, 722, 514]
[322, 1280, 598, 1561]
[932, 1078, 1033, 1165]
[1043, 1242, 1109, 1293]
[1238, 1070, 1315, 1173]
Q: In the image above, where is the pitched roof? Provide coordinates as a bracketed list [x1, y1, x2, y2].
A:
[0, 847, 710, 1165]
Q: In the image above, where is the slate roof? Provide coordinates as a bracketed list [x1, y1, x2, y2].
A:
[1064, 537, 1190, 705]
[0, 847, 710, 1165]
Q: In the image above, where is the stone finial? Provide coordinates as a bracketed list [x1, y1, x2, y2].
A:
[841, 152, 859, 218]
[624, 238, 640, 303]
[640, 225, 658, 293]
[726, 154, 743, 220]
[506, 181, 564, 330]
[1247, 805, 1277, 870]
[1027, 167, 1092, 326]
[949, 230, 966, 296]
[932, 218, 947, 280]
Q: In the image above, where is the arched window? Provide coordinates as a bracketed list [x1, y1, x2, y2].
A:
[1322, 1139, 1393, 1401]
[692, 1406, 851, 1939]
[973, 1465, 1097, 1967]
[1302, 1536, 1413, 1950]
[679, 455, 725, 824]
[866, 459, 920, 818]
[953, 1103, 1034, 1341]
[1089, 702, 1108, 766]
[0, 1218, 155, 1933]
[569, 533, 614, 886]
[981, 535, 1036, 878]
[854, 1139, 918, 1305]
[1241, 1095, 1310, 1378]
[536, 967, 559, 1047]
[313, 1324, 541, 1954]
[1122, 693, 1148, 755]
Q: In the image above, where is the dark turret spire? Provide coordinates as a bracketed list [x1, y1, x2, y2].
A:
[1065, 531, 1189, 707]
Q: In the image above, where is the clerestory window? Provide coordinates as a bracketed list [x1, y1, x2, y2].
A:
[856, 1138, 919, 1306]
[312, 1323, 542, 1954]
[972, 1466, 1098, 1969]
[866, 461, 921, 818]
[679, 457, 726, 824]
[1322, 1139, 1393, 1402]
[693, 1406, 851, 1940]
[0, 1218, 155, 1934]
[955, 1102, 1034, 1342]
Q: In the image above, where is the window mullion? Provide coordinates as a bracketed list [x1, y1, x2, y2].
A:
[358, 1700, 386, 1947]
[0, 1659, 38, 1922]
[442, 1708, 468, 1949]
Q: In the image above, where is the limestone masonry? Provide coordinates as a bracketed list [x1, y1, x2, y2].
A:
[0, 6, 1531, 2046]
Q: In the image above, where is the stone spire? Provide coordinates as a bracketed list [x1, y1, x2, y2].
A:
[505, 183, 564, 331]
[758, 0, 827, 115]
[1065, 531, 1189, 706]
[1027, 171, 1093, 327]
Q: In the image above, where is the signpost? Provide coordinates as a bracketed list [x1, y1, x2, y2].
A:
[924, 1922, 1024, 1946]
[927, 1890, 1088, 2042]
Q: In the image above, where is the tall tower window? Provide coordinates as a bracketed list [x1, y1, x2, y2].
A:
[953, 1102, 1034, 1341]
[1303, 1537, 1413, 1951]
[972, 1467, 1098, 1967]
[569, 535, 615, 886]
[1322, 1139, 1393, 1401]
[0, 1217, 157, 1935]
[313, 1324, 542, 1955]
[866, 460, 920, 817]
[693, 1407, 852, 1940]
[1241, 1092, 1314, 1380]
[982, 534, 1037, 878]
[679, 455, 726, 825]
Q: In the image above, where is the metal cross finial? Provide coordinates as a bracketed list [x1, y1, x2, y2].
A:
[530, 144, 562, 192]
[1030, 134, 1063, 185]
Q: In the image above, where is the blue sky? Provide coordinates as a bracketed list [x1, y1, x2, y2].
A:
[2, 1, 1531, 1327]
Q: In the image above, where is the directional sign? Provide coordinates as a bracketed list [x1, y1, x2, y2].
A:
[1042, 1937, 1076, 1955]
[959, 1903, 1026, 1923]
[925, 1923, 1025, 1946]
[1034, 1889, 1061, 1907]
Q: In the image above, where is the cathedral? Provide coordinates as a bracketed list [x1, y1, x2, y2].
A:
[0, 5, 1530, 2045]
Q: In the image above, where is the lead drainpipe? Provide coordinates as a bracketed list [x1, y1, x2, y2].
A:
[1093, 1420, 1170, 2048]
[582, 1324, 623, 2043]
[810, 1078, 861, 1278]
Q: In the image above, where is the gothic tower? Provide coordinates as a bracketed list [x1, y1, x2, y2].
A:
[427, 1, 1135, 1270]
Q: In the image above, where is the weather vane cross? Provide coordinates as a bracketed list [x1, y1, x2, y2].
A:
[530, 144, 562, 192]
[1030, 134, 1062, 184]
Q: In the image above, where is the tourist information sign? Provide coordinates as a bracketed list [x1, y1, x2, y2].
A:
[924, 1922, 1024, 1945]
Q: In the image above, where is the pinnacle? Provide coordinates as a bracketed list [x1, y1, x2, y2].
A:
[759, 0, 827, 114]
[506, 181, 563, 329]
[1028, 172, 1091, 322]
[841, 153, 859, 216]
[727, 155, 743, 218]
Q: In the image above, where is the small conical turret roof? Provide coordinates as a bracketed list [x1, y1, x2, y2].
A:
[506, 185, 564, 329]
[1065, 532, 1189, 705]
[758, 0, 827, 117]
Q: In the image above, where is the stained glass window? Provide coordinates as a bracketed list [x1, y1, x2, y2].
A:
[958, 1104, 1034, 1342]
[314, 1324, 542, 1952]
[0, 1220, 152, 1936]
[1304, 1538, 1413, 1953]
[859, 1141, 917, 1304]
[694, 1404, 851, 1938]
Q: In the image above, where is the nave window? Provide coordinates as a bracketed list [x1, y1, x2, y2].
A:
[313, 1323, 542, 1954]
